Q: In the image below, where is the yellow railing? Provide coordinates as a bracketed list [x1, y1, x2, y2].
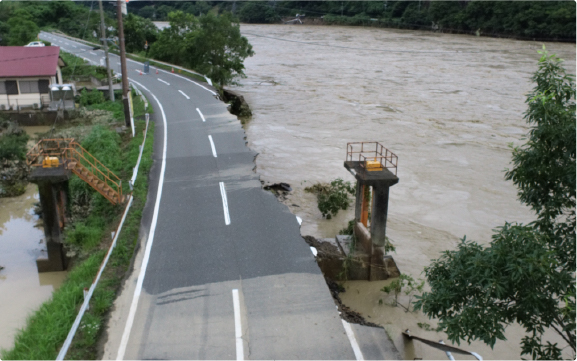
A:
[26, 138, 124, 204]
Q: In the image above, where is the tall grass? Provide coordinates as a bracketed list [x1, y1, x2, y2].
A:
[0, 252, 104, 360]
[0, 92, 154, 360]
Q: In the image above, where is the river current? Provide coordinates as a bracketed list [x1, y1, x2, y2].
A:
[233, 24, 575, 359]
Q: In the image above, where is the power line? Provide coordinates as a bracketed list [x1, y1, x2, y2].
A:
[241, 32, 482, 54]
[243, 1, 574, 43]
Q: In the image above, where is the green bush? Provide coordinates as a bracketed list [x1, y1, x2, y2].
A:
[381, 273, 425, 312]
[0, 133, 29, 161]
[78, 89, 105, 107]
[306, 178, 355, 219]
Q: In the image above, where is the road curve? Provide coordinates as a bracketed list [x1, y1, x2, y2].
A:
[41, 32, 361, 360]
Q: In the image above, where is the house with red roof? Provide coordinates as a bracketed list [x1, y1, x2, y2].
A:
[0, 46, 66, 110]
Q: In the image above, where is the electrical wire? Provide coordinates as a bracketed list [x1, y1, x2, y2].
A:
[243, 1, 574, 43]
[242, 31, 482, 54]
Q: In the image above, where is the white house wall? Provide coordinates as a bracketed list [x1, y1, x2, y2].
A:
[0, 77, 54, 110]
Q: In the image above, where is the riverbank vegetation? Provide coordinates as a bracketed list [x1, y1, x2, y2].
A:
[0, 119, 30, 197]
[0, 47, 154, 359]
[305, 178, 355, 219]
[415, 50, 576, 359]
[148, 11, 254, 86]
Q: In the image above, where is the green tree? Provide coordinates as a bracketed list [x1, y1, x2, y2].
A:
[189, 12, 254, 86]
[150, 11, 253, 87]
[149, 11, 198, 66]
[123, 13, 158, 54]
[415, 49, 576, 360]
[138, 5, 156, 20]
[7, 14, 39, 45]
[239, 2, 280, 24]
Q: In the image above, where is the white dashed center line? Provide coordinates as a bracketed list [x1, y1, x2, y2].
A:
[157, 78, 170, 85]
[89, 51, 97, 55]
[219, 182, 231, 225]
[178, 90, 190, 99]
[196, 108, 206, 122]
[208, 135, 217, 157]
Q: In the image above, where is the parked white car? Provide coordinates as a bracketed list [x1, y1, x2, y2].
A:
[25, 41, 46, 47]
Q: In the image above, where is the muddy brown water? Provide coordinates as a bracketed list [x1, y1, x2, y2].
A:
[0, 127, 66, 351]
[233, 24, 575, 359]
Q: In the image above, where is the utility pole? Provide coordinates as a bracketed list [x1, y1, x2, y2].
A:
[116, 0, 131, 128]
[98, 0, 114, 101]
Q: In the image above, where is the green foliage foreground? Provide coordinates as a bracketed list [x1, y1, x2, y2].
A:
[415, 49, 576, 360]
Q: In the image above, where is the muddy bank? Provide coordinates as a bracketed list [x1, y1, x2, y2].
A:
[221, 88, 252, 123]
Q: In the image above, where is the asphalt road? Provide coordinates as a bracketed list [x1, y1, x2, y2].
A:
[40, 32, 366, 360]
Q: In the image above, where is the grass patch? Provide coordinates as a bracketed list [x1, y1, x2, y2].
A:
[0, 67, 154, 359]
[60, 51, 111, 83]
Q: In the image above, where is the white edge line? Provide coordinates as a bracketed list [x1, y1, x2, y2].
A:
[232, 289, 244, 361]
[178, 90, 190, 99]
[129, 87, 150, 185]
[116, 78, 168, 361]
[196, 108, 206, 122]
[342, 320, 364, 361]
[219, 182, 231, 226]
[56, 195, 134, 360]
[208, 135, 217, 158]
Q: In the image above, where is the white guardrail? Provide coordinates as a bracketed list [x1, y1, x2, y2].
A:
[50, 31, 213, 86]
[56, 110, 151, 360]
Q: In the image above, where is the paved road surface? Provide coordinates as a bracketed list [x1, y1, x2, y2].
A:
[40, 32, 393, 360]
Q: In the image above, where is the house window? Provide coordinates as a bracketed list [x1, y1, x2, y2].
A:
[19, 80, 40, 94]
[38, 80, 50, 94]
[0, 81, 18, 95]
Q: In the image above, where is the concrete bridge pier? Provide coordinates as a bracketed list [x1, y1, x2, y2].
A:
[30, 166, 71, 272]
[345, 150, 400, 281]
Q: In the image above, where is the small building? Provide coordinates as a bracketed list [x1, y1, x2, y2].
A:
[0, 46, 66, 110]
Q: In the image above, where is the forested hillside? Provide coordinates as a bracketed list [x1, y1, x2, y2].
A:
[0, 1, 115, 46]
[129, 1, 575, 41]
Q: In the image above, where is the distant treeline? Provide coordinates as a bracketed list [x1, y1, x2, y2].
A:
[0, 1, 116, 46]
[128, 1, 575, 42]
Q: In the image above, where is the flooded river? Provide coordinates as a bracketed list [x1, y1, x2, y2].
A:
[233, 24, 575, 359]
[0, 185, 67, 351]
[0, 126, 65, 351]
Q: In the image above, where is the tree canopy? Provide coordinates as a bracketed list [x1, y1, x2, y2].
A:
[149, 11, 254, 86]
[414, 50, 576, 360]
[123, 13, 158, 53]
